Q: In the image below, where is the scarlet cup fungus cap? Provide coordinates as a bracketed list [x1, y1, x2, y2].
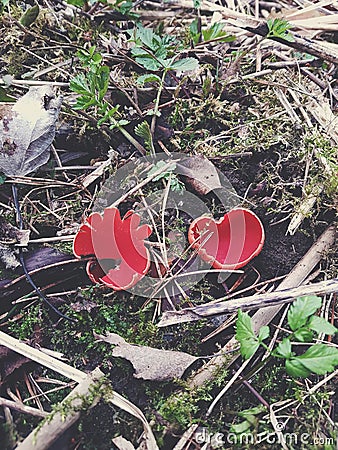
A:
[188, 208, 265, 270]
[73, 207, 152, 291]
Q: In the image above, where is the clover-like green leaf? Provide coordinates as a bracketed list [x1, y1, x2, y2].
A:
[287, 296, 322, 331]
[235, 310, 259, 359]
[286, 344, 338, 377]
[308, 316, 338, 335]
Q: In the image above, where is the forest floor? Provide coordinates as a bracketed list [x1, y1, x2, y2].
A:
[0, 0, 337, 449]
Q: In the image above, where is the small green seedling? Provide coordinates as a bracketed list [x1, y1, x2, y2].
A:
[266, 18, 295, 42]
[236, 295, 338, 377]
[70, 47, 146, 154]
[189, 20, 236, 46]
[148, 160, 185, 192]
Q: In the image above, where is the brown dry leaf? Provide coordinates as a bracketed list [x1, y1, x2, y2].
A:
[112, 436, 136, 450]
[0, 217, 31, 269]
[0, 217, 30, 246]
[0, 346, 31, 389]
[177, 155, 221, 195]
[94, 332, 198, 381]
[0, 86, 62, 177]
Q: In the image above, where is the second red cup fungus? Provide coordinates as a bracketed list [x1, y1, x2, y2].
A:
[188, 208, 265, 270]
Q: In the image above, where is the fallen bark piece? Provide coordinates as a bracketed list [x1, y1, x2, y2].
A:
[157, 278, 338, 327]
[94, 332, 198, 381]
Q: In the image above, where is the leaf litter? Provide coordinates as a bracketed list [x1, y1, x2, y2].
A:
[94, 332, 198, 381]
[0, 86, 62, 177]
[0, 0, 337, 448]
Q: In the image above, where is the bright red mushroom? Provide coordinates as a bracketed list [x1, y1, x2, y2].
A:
[73, 207, 152, 291]
[188, 208, 265, 270]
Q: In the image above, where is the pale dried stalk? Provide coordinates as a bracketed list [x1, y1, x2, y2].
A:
[0, 331, 86, 383]
[0, 332, 159, 449]
[158, 278, 338, 327]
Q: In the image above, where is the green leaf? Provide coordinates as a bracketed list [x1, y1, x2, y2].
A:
[145, 108, 161, 117]
[137, 74, 161, 85]
[91, 53, 103, 65]
[274, 338, 292, 359]
[0, 87, 15, 102]
[117, 119, 129, 126]
[287, 344, 338, 377]
[238, 405, 266, 417]
[258, 326, 270, 342]
[201, 23, 236, 43]
[286, 358, 310, 378]
[65, 0, 85, 6]
[230, 420, 252, 434]
[293, 328, 314, 343]
[266, 18, 295, 42]
[135, 25, 158, 51]
[235, 310, 259, 359]
[308, 316, 338, 335]
[73, 95, 97, 110]
[287, 296, 322, 331]
[133, 55, 163, 71]
[70, 74, 91, 95]
[193, 0, 201, 8]
[189, 18, 200, 45]
[97, 66, 110, 101]
[170, 57, 199, 72]
[20, 4, 39, 27]
[134, 121, 154, 153]
[148, 160, 175, 178]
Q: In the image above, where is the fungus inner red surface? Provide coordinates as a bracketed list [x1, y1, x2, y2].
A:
[190, 209, 264, 267]
[73, 208, 152, 290]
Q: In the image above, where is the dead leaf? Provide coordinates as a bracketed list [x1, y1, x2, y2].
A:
[0, 217, 30, 246]
[0, 86, 62, 177]
[0, 345, 31, 390]
[71, 298, 98, 313]
[94, 332, 198, 381]
[177, 156, 222, 195]
[0, 245, 20, 270]
[0, 218, 31, 269]
[112, 436, 136, 450]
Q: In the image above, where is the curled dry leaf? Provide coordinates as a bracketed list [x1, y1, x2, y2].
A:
[112, 436, 136, 450]
[0, 346, 31, 390]
[0, 86, 62, 177]
[94, 332, 198, 381]
[0, 217, 31, 269]
[176, 155, 222, 195]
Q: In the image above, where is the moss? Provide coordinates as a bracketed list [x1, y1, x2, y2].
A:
[7, 305, 43, 340]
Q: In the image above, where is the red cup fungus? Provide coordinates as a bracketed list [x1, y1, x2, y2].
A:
[73, 207, 152, 291]
[188, 208, 265, 270]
